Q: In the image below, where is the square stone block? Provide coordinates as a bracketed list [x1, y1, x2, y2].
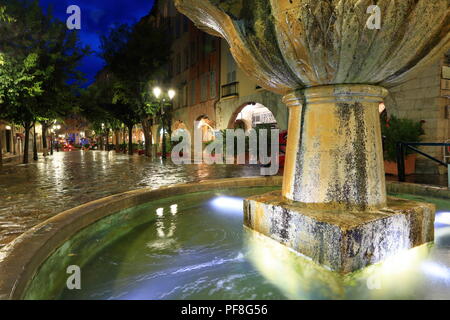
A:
[244, 191, 435, 273]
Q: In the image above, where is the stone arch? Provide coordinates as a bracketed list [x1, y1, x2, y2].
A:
[227, 102, 278, 131]
[196, 114, 216, 142]
[172, 120, 188, 132]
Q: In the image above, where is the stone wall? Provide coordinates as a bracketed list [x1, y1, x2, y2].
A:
[384, 59, 449, 174]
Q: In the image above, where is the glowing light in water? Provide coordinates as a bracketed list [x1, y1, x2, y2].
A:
[210, 196, 243, 214]
[170, 204, 178, 215]
[156, 208, 164, 217]
[435, 212, 450, 225]
[421, 262, 450, 281]
[245, 229, 432, 299]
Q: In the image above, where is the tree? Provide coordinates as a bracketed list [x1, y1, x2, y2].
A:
[34, 22, 89, 157]
[83, 75, 140, 155]
[0, 0, 88, 163]
[99, 15, 172, 157]
[0, 52, 47, 164]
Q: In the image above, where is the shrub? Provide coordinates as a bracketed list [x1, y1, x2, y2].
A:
[381, 115, 425, 162]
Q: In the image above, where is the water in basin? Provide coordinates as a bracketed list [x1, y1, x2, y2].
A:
[27, 187, 450, 300]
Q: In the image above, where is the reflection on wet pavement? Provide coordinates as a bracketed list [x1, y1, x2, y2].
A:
[0, 151, 264, 248]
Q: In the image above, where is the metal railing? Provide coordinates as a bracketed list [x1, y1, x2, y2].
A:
[396, 142, 450, 187]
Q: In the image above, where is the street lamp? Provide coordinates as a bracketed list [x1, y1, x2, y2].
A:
[50, 124, 61, 155]
[50, 128, 55, 155]
[153, 87, 176, 159]
[168, 89, 176, 100]
[153, 87, 162, 99]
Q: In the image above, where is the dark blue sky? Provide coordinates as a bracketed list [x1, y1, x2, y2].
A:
[39, 0, 155, 86]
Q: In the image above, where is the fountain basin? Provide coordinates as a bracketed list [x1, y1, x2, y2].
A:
[0, 177, 448, 300]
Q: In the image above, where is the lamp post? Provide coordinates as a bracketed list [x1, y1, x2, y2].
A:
[51, 124, 61, 154]
[101, 123, 106, 151]
[153, 87, 176, 160]
[50, 128, 54, 155]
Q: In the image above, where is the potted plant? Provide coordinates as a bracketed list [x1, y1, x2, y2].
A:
[381, 115, 425, 175]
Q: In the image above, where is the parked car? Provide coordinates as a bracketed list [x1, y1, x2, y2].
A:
[63, 143, 75, 151]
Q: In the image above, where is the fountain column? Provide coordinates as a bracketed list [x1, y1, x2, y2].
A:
[282, 85, 388, 210]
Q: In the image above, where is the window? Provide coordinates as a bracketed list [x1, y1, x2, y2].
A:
[183, 16, 189, 32]
[184, 48, 189, 70]
[226, 49, 237, 83]
[190, 41, 197, 66]
[172, 18, 177, 37]
[210, 71, 216, 99]
[176, 54, 181, 74]
[182, 85, 188, 107]
[177, 84, 187, 109]
[176, 15, 181, 38]
[204, 35, 215, 54]
[168, 59, 173, 77]
[190, 80, 196, 106]
[201, 74, 208, 102]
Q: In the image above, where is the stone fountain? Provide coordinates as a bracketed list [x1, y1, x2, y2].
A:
[175, 0, 450, 272]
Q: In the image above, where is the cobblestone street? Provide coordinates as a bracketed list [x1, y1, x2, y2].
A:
[0, 151, 264, 247]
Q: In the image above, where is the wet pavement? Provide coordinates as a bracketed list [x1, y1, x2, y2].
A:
[0, 151, 263, 248]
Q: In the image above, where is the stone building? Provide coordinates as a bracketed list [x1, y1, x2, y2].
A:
[0, 121, 42, 163]
[156, 0, 287, 143]
[385, 52, 450, 174]
[215, 39, 288, 132]
[159, 0, 221, 141]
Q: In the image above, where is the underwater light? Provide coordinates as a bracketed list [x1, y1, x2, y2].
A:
[435, 212, 450, 225]
[421, 261, 450, 281]
[156, 208, 164, 217]
[170, 204, 178, 215]
[211, 196, 243, 212]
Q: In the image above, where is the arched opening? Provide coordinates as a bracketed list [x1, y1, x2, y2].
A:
[173, 120, 188, 132]
[196, 115, 216, 142]
[228, 102, 278, 131]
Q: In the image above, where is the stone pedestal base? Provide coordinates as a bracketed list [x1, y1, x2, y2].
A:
[244, 191, 435, 273]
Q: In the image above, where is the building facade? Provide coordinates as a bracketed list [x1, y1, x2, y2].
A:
[216, 39, 288, 132]
[157, 0, 287, 144]
[0, 121, 43, 163]
[160, 1, 221, 140]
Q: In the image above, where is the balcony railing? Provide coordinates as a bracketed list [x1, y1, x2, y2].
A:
[221, 82, 239, 98]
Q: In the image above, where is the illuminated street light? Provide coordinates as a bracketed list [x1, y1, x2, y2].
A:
[152, 87, 176, 160]
[153, 87, 162, 99]
[168, 89, 176, 100]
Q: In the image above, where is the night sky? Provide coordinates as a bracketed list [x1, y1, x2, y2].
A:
[39, 0, 156, 86]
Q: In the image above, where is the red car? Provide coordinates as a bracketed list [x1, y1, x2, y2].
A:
[63, 143, 75, 151]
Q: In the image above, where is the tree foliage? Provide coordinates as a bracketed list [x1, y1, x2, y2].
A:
[97, 14, 172, 156]
[0, 0, 89, 163]
[381, 115, 425, 162]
